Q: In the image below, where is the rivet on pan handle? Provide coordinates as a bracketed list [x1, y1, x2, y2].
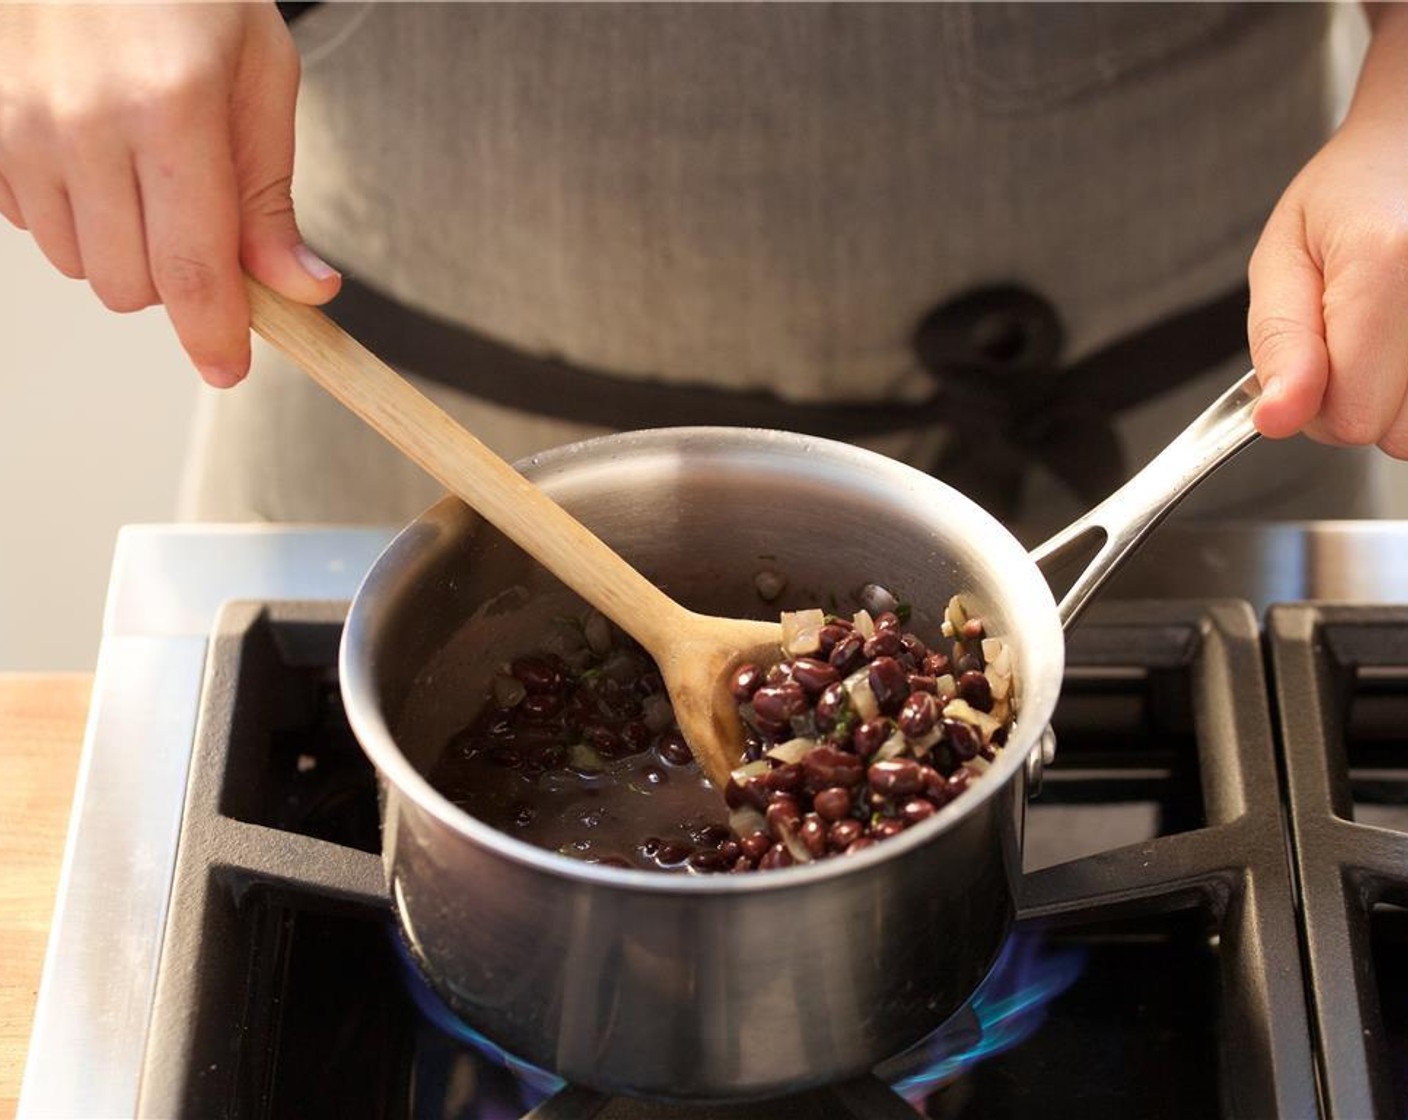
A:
[1029, 370, 1263, 632]
[1026, 725, 1059, 798]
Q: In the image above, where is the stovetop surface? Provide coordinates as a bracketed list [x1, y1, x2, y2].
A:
[18, 523, 1408, 1119]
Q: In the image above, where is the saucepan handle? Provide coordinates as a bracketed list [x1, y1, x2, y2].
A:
[1029, 370, 1263, 630]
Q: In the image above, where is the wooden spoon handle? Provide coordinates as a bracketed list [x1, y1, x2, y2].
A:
[245, 277, 688, 649]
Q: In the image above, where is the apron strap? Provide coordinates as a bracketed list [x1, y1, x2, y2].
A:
[317, 261, 1249, 518]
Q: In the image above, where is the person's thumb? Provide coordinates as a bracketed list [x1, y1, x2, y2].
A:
[232, 17, 340, 305]
[239, 170, 341, 304]
[1246, 208, 1329, 440]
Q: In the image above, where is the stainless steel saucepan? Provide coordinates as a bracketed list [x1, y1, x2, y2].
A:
[339, 372, 1262, 1100]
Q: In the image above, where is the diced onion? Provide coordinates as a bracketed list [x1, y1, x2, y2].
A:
[943, 698, 1004, 742]
[568, 743, 604, 773]
[942, 594, 968, 638]
[780, 821, 814, 864]
[767, 737, 817, 764]
[781, 608, 826, 656]
[934, 673, 958, 703]
[851, 609, 876, 640]
[730, 759, 771, 783]
[908, 727, 943, 758]
[584, 610, 613, 656]
[755, 570, 788, 602]
[843, 667, 880, 722]
[492, 674, 527, 708]
[729, 805, 768, 837]
[642, 692, 675, 733]
[858, 583, 899, 616]
[964, 755, 992, 776]
[873, 729, 909, 762]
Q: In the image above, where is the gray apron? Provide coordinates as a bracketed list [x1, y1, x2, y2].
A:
[179, 2, 1378, 526]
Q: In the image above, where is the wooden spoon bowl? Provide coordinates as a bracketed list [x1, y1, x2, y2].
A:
[245, 277, 779, 787]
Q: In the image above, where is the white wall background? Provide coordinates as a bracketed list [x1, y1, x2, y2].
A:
[0, 227, 199, 670]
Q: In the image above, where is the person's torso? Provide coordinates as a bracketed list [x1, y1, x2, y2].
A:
[291, 2, 1333, 402]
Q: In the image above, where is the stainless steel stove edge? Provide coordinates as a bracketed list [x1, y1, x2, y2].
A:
[16, 525, 393, 1120]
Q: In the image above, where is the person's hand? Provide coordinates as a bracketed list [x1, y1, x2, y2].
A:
[1248, 4, 1408, 455]
[0, 2, 340, 386]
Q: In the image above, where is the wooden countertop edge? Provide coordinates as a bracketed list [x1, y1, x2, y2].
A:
[0, 673, 92, 1120]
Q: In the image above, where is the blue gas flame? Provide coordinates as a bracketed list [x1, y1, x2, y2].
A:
[392, 933, 565, 1113]
[395, 926, 1082, 1115]
[878, 931, 1087, 1108]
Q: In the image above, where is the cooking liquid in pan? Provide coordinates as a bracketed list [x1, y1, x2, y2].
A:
[427, 598, 1016, 874]
[427, 629, 731, 873]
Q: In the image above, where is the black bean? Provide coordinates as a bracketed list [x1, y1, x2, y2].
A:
[829, 819, 863, 850]
[868, 656, 911, 715]
[945, 719, 980, 761]
[764, 662, 795, 687]
[852, 719, 891, 759]
[947, 768, 973, 798]
[621, 720, 653, 753]
[813, 786, 853, 822]
[897, 691, 939, 739]
[828, 634, 866, 676]
[511, 656, 562, 694]
[657, 730, 693, 767]
[901, 634, 929, 662]
[766, 795, 802, 840]
[688, 850, 731, 872]
[956, 653, 983, 675]
[725, 776, 769, 811]
[922, 652, 952, 677]
[902, 798, 937, 824]
[907, 674, 938, 695]
[584, 725, 626, 759]
[818, 623, 851, 657]
[814, 681, 850, 733]
[520, 692, 564, 721]
[801, 746, 865, 790]
[800, 815, 828, 858]
[868, 758, 925, 797]
[656, 842, 693, 865]
[488, 746, 522, 768]
[874, 611, 902, 633]
[844, 837, 876, 856]
[692, 823, 732, 847]
[921, 765, 949, 801]
[739, 829, 771, 861]
[730, 663, 765, 702]
[961, 617, 986, 641]
[761, 762, 804, 793]
[535, 744, 567, 771]
[758, 844, 795, 870]
[958, 670, 993, 713]
[862, 630, 903, 659]
[751, 682, 809, 726]
[872, 818, 907, 840]
[718, 840, 742, 862]
[791, 657, 840, 695]
[732, 855, 756, 873]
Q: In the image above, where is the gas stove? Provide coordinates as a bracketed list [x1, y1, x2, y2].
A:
[17, 523, 1408, 1118]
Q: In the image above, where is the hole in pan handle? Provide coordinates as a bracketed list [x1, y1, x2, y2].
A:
[1029, 370, 1263, 631]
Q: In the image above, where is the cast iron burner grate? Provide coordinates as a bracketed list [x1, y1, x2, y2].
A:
[1267, 606, 1408, 1120]
[136, 599, 1326, 1118]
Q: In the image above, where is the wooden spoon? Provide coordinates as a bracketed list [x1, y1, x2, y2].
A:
[245, 277, 779, 789]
